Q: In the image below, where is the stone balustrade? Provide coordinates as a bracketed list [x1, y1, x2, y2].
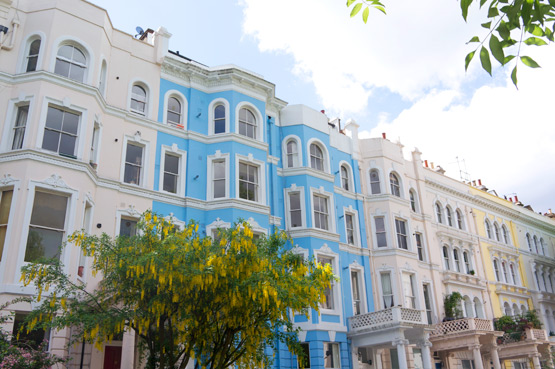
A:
[348, 306, 427, 333]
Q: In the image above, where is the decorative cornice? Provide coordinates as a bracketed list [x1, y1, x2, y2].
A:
[0, 174, 17, 186]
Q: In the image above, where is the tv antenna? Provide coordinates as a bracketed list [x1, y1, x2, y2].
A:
[450, 156, 470, 182]
[135, 26, 144, 39]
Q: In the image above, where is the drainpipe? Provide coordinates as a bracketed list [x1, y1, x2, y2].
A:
[0, 18, 20, 51]
[267, 115, 276, 235]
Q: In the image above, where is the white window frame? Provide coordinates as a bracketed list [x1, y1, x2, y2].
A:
[235, 154, 266, 205]
[1, 95, 35, 151]
[208, 98, 230, 135]
[409, 189, 419, 212]
[373, 214, 389, 248]
[389, 171, 402, 197]
[485, 219, 493, 239]
[401, 272, 418, 309]
[205, 218, 231, 240]
[443, 245, 451, 270]
[395, 217, 409, 250]
[284, 185, 306, 229]
[98, 58, 108, 97]
[50, 36, 94, 84]
[415, 232, 425, 261]
[89, 119, 102, 167]
[306, 138, 330, 174]
[282, 135, 302, 169]
[456, 209, 465, 230]
[309, 187, 336, 233]
[159, 145, 187, 196]
[235, 102, 263, 141]
[115, 207, 141, 238]
[16, 178, 78, 281]
[17, 32, 46, 73]
[368, 167, 382, 195]
[0, 181, 20, 283]
[339, 161, 354, 192]
[323, 342, 341, 369]
[378, 269, 396, 309]
[77, 198, 94, 281]
[435, 202, 443, 224]
[127, 80, 152, 118]
[207, 151, 230, 200]
[120, 135, 150, 188]
[446, 206, 453, 227]
[314, 245, 340, 316]
[349, 262, 367, 315]
[162, 90, 188, 129]
[35, 97, 88, 160]
[343, 206, 360, 246]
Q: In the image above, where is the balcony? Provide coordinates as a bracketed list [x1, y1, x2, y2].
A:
[429, 318, 502, 352]
[442, 270, 485, 287]
[429, 317, 494, 337]
[349, 306, 427, 334]
[348, 306, 429, 349]
[497, 328, 552, 361]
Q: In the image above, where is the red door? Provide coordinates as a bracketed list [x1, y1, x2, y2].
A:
[103, 346, 122, 369]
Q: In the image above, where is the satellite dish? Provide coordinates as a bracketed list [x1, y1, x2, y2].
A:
[136, 26, 144, 35]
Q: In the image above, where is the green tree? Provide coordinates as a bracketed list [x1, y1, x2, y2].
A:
[346, 0, 555, 86]
[19, 211, 333, 369]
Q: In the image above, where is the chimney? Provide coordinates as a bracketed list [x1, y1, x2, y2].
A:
[545, 209, 555, 219]
[321, 110, 326, 114]
[424, 160, 428, 168]
[435, 165, 446, 175]
[382, 132, 387, 139]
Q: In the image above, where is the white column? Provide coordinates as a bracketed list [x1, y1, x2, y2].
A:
[490, 344, 501, 369]
[121, 328, 135, 369]
[50, 327, 70, 363]
[470, 344, 484, 369]
[419, 341, 433, 369]
[352, 345, 360, 369]
[394, 339, 409, 369]
[531, 354, 542, 369]
[375, 349, 383, 369]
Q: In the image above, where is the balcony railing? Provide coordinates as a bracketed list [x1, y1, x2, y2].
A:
[498, 328, 548, 345]
[429, 318, 494, 337]
[348, 306, 427, 333]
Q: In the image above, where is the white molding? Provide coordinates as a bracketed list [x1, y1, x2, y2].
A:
[284, 185, 306, 230]
[348, 261, 368, 314]
[207, 98, 230, 135]
[206, 151, 230, 201]
[314, 245, 343, 320]
[159, 144, 187, 197]
[206, 218, 231, 237]
[235, 153, 266, 205]
[343, 206, 361, 247]
[309, 187, 336, 233]
[338, 160, 354, 192]
[162, 89, 188, 130]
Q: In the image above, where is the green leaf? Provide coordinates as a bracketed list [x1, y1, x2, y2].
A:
[504, 55, 516, 64]
[461, 0, 473, 21]
[524, 36, 548, 45]
[480, 46, 492, 75]
[465, 50, 476, 71]
[482, 21, 492, 28]
[373, 5, 386, 14]
[464, 50, 476, 71]
[545, 27, 554, 42]
[520, 55, 541, 67]
[362, 7, 369, 23]
[347, 0, 357, 6]
[522, 1, 532, 26]
[350, 3, 362, 17]
[527, 24, 545, 36]
[480, 0, 488, 7]
[511, 66, 518, 87]
[467, 36, 480, 43]
[488, 6, 500, 17]
[498, 21, 511, 40]
[489, 35, 505, 64]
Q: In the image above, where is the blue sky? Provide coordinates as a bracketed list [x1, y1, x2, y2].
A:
[89, 0, 555, 214]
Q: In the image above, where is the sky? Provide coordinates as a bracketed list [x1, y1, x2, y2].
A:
[89, 0, 555, 214]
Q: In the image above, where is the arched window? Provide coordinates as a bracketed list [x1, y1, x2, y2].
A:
[463, 251, 471, 274]
[238, 107, 256, 139]
[540, 238, 546, 255]
[340, 164, 350, 191]
[474, 297, 483, 318]
[409, 189, 418, 212]
[389, 173, 400, 197]
[26, 39, 41, 72]
[54, 44, 87, 82]
[436, 203, 443, 223]
[485, 220, 492, 239]
[533, 236, 539, 253]
[446, 206, 453, 226]
[214, 104, 226, 134]
[509, 263, 517, 285]
[493, 259, 500, 281]
[512, 304, 520, 317]
[456, 209, 464, 230]
[526, 233, 532, 251]
[369, 170, 381, 194]
[130, 84, 147, 115]
[502, 225, 509, 244]
[521, 304, 527, 313]
[453, 249, 461, 272]
[443, 246, 450, 270]
[309, 143, 324, 171]
[494, 223, 501, 241]
[286, 140, 298, 168]
[504, 302, 512, 316]
[464, 296, 473, 318]
[167, 97, 182, 125]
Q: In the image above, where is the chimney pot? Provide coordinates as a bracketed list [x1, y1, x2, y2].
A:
[321, 110, 325, 114]
[382, 132, 387, 139]
[424, 160, 428, 167]
[478, 179, 482, 186]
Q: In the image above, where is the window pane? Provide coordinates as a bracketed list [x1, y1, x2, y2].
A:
[213, 161, 225, 179]
[29, 39, 41, 55]
[375, 217, 387, 247]
[69, 64, 85, 82]
[167, 111, 181, 124]
[58, 45, 73, 59]
[0, 191, 13, 224]
[165, 154, 179, 174]
[42, 129, 60, 152]
[124, 165, 141, 185]
[289, 192, 302, 228]
[119, 219, 137, 237]
[54, 59, 70, 77]
[61, 110, 79, 135]
[214, 119, 225, 134]
[25, 227, 63, 261]
[168, 97, 181, 112]
[26, 56, 38, 72]
[59, 134, 76, 156]
[12, 106, 29, 149]
[12, 313, 47, 349]
[126, 144, 143, 165]
[30, 192, 67, 229]
[215, 105, 225, 119]
[46, 107, 64, 130]
[163, 173, 177, 193]
[72, 47, 86, 64]
[213, 179, 225, 198]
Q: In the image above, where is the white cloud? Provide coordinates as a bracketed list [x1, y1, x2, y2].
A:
[241, 0, 483, 115]
[362, 47, 555, 212]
